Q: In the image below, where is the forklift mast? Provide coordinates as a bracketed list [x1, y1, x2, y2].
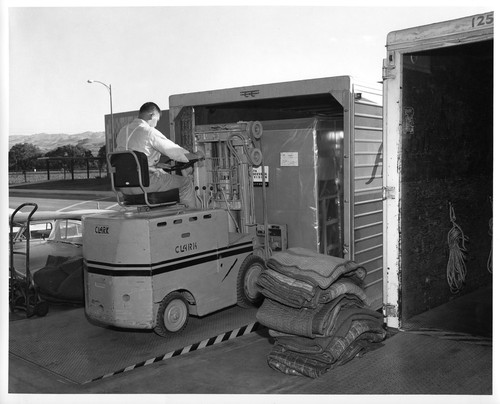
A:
[192, 121, 264, 238]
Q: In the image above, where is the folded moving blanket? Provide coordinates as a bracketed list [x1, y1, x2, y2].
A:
[262, 269, 316, 293]
[267, 320, 386, 377]
[256, 294, 364, 338]
[272, 312, 385, 355]
[33, 255, 84, 303]
[267, 344, 330, 378]
[257, 269, 316, 308]
[316, 278, 368, 306]
[326, 307, 384, 337]
[258, 269, 369, 309]
[267, 247, 366, 289]
[308, 323, 386, 365]
[314, 298, 370, 337]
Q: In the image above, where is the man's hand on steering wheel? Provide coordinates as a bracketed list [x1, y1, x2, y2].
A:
[181, 166, 194, 177]
[162, 151, 204, 173]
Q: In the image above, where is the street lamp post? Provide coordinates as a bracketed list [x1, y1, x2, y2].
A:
[87, 79, 113, 152]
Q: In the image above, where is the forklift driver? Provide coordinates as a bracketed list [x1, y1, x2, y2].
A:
[115, 102, 197, 208]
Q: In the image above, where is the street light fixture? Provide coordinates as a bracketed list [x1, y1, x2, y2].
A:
[87, 79, 114, 152]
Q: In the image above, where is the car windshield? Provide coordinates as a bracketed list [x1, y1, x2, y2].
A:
[47, 219, 83, 244]
[11, 221, 53, 243]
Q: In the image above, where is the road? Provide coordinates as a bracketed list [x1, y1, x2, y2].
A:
[9, 195, 119, 212]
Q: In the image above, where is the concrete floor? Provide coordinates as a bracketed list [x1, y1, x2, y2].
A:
[6, 285, 494, 402]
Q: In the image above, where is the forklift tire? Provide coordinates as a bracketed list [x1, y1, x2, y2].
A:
[154, 292, 189, 337]
[236, 255, 265, 308]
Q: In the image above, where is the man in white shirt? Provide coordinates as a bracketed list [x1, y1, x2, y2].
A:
[115, 102, 196, 208]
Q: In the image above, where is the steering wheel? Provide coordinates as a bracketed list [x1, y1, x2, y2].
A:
[161, 151, 204, 173]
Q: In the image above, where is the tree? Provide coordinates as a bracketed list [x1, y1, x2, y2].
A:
[45, 144, 92, 169]
[97, 144, 106, 159]
[97, 145, 107, 170]
[45, 144, 90, 158]
[9, 143, 43, 171]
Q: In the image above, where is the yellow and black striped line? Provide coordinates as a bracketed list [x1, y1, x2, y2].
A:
[83, 321, 263, 384]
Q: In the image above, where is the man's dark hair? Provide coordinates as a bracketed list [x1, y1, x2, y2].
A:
[139, 102, 161, 116]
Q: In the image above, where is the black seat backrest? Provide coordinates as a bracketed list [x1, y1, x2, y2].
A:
[109, 150, 150, 188]
[108, 150, 181, 209]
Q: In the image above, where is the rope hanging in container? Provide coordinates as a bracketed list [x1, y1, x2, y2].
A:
[447, 202, 468, 294]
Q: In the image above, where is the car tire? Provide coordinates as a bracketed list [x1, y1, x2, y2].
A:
[154, 292, 189, 337]
[236, 254, 265, 308]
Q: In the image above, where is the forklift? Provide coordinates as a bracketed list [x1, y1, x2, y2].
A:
[83, 121, 284, 336]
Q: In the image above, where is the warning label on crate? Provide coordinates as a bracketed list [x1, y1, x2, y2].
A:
[280, 152, 299, 167]
[253, 166, 269, 187]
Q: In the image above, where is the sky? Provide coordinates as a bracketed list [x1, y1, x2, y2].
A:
[3, 2, 495, 137]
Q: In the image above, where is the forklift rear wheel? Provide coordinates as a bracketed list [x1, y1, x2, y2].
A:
[237, 255, 265, 308]
[154, 292, 189, 336]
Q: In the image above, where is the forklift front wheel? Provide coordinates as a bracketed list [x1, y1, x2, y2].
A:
[154, 292, 189, 336]
[237, 255, 265, 308]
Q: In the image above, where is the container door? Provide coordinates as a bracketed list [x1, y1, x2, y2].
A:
[347, 83, 384, 309]
[383, 12, 494, 329]
[382, 50, 402, 328]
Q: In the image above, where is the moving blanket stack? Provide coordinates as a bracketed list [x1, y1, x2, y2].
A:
[256, 247, 386, 378]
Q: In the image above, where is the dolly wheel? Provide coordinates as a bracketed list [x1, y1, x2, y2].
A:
[237, 255, 265, 308]
[154, 292, 189, 337]
[35, 301, 49, 317]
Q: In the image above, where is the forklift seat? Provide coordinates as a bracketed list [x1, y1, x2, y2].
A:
[108, 150, 180, 208]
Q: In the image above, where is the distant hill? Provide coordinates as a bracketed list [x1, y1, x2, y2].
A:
[9, 132, 105, 156]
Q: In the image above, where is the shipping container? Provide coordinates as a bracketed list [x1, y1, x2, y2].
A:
[382, 11, 494, 328]
[169, 76, 384, 309]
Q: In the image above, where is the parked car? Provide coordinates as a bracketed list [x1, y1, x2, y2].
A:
[9, 208, 112, 303]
